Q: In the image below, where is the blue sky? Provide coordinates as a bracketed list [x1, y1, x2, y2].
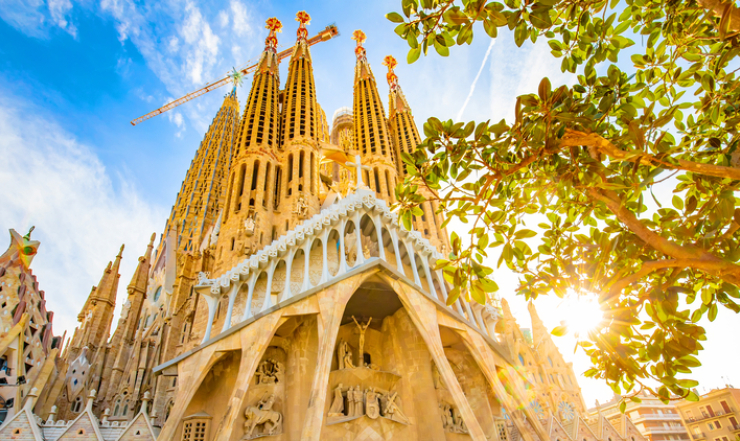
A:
[1, 0, 737, 405]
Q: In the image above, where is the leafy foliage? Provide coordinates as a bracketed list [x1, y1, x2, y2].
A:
[389, 0, 740, 402]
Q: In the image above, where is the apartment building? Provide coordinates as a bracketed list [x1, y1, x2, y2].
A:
[589, 391, 690, 441]
[676, 388, 740, 441]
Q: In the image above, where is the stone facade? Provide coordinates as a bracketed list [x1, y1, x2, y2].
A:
[676, 387, 740, 441]
[1, 10, 651, 441]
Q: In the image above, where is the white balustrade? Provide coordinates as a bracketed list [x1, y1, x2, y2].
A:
[193, 188, 501, 344]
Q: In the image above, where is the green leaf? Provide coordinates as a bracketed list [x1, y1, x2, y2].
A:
[551, 325, 567, 336]
[407, 46, 421, 64]
[672, 195, 684, 210]
[386, 12, 406, 23]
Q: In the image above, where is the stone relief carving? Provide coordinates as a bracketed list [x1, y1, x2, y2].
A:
[326, 385, 409, 425]
[440, 402, 468, 434]
[293, 194, 309, 219]
[336, 339, 354, 370]
[344, 231, 378, 266]
[328, 383, 345, 417]
[243, 394, 282, 439]
[244, 211, 257, 236]
[255, 359, 284, 385]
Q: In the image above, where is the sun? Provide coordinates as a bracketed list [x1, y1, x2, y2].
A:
[558, 291, 605, 338]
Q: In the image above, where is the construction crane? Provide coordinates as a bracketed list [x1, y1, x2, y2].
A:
[130, 24, 339, 126]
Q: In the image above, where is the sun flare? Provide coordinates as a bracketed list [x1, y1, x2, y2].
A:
[559, 291, 605, 338]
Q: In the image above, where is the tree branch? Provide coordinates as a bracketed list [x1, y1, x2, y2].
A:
[560, 129, 740, 181]
[697, 0, 740, 33]
[587, 187, 740, 287]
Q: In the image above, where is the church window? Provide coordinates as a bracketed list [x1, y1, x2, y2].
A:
[299, 151, 305, 179]
[518, 354, 525, 365]
[114, 399, 121, 416]
[123, 399, 130, 416]
[153, 286, 162, 302]
[182, 418, 210, 441]
[72, 396, 83, 413]
[310, 152, 315, 195]
[236, 165, 246, 213]
[385, 170, 392, 197]
[548, 356, 554, 367]
[273, 166, 283, 210]
[251, 161, 260, 191]
[373, 168, 380, 194]
[263, 163, 272, 208]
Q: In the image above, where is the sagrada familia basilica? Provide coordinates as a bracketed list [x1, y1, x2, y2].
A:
[0, 12, 648, 441]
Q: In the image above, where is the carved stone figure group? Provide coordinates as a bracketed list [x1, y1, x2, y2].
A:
[255, 358, 284, 385]
[327, 384, 409, 424]
[440, 403, 468, 434]
[243, 394, 282, 439]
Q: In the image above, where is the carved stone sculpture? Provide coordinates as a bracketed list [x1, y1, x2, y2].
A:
[244, 211, 257, 236]
[255, 359, 284, 385]
[354, 386, 366, 416]
[352, 316, 372, 363]
[293, 195, 309, 219]
[243, 394, 282, 439]
[337, 339, 355, 370]
[365, 387, 380, 419]
[440, 402, 468, 434]
[328, 383, 345, 417]
[381, 391, 409, 424]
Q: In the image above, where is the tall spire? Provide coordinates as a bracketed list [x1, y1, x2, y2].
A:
[71, 245, 123, 352]
[383, 54, 449, 252]
[280, 11, 321, 144]
[384, 55, 420, 175]
[217, 17, 288, 273]
[168, 84, 240, 253]
[351, 31, 398, 202]
[234, 17, 282, 154]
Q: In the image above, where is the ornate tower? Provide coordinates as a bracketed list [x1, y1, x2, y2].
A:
[167, 87, 240, 254]
[279, 11, 322, 229]
[217, 17, 284, 274]
[70, 246, 123, 355]
[0, 228, 60, 421]
[48, 245, 123, 420]
[527, 301, 587, 418]
[351, 30, 398, 204]
[384, 55, 449, 251]
[97, 234, 156, 409]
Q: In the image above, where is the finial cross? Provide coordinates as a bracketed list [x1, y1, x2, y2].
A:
[346, 155, 372, 189]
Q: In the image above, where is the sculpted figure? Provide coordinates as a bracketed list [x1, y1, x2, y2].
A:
[342, 341, 354, 369]
[381, 391, 409, 424]
[352, 386, 364, 416]
[440, 403, 454, 430]
[352, 316, 372, 364]
[365, 387, 380, 419]
[243, 394, 282, 438]
[347, 385, 356, 416]
[328, 383, 345, 417]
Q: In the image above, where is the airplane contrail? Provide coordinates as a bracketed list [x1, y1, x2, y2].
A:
[456, 39, 496, 122]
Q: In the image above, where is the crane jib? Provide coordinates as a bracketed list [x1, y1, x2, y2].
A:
[130, 24, 339, 127]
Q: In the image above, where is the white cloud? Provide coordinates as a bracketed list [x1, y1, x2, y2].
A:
[0, 92, 167, 338]
[47, 0, 76, 36]
[180, 2, 220, 85]
[0, 0, 75, 38]
[218, 10, 229, 29]
[230, 0, 251, 37]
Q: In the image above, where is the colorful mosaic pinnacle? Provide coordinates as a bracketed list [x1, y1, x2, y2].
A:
[264, 17, 282, 50]
[296, 10, 311, 41]
[383, 55, 399, 90]
[0, 227, 40, 270]
[352, 29, 367, 59]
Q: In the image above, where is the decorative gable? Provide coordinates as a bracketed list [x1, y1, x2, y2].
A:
[0, 408, 44, 441]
